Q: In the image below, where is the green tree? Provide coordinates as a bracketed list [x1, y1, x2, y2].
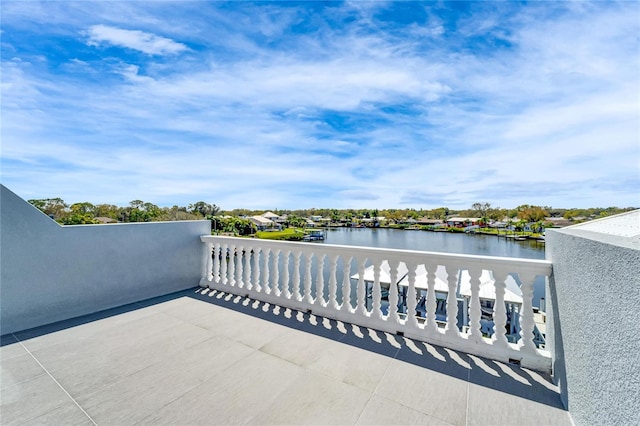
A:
[189, 201, 220, 217]
[127, 200, 160, 222]
[70, 202, 96, 215]
[95, 204, 120, 219]
[471, 202, 491, 218]
[28, 198, 68, 219]
[61, 213, 99, 225]
[286, 214, 306, 228]
[516, 205, 549, 222]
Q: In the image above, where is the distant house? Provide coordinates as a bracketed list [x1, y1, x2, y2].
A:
[417, 218, 444, 227]
[446, 217, 480, 227]
[262, 211, 281, 221]
[95, 216, 117, 224]
[545, 217, 573, 228]
[249, 215, 280, 231]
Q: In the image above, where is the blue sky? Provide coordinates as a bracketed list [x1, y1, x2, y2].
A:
[2, 1, 638, 210]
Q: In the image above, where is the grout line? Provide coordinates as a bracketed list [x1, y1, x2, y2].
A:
[11, 333, 98, 426]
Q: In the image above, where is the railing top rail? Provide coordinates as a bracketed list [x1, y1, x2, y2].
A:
[200, 235, 552, 275]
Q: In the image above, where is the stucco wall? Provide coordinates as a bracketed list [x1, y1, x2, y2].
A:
[546, 227, 639, 426]
[0, 185, 210, 335]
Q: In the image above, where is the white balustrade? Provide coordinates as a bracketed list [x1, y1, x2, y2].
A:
[492, 269, 509, 348]
[200, 235, 553, 372]
[444, 265, 459, 337]
[387, 260, 400, 323]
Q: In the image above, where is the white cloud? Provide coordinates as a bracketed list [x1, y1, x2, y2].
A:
[85, 24, 187, 55]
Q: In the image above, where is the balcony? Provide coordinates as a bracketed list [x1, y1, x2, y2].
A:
[1, 185, 638, 425]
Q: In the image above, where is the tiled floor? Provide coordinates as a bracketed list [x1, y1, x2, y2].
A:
[0, 288, 571, 425]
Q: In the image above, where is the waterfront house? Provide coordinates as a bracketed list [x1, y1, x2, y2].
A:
[418, 218, 445, 227]
[446, 217, 481, 227]
[261, 211, 280, 220]
[248, 215, 279, 231]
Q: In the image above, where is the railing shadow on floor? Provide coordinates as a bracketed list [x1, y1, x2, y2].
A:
[188, 287, 566, 410]
[0, 286, 565, 411]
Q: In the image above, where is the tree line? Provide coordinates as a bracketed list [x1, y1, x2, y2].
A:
[28, 198, 221, 225]
[28, 197, 635, 227]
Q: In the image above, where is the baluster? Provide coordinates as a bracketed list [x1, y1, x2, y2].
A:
[262, 248, 271, 294]
[212, 242, 220, 284]
[235, 245, 244, 289]
[244, 246, 253, 291]
[355, 257, 368, 315]
[405, 261, 418, 328]
[491, 269, 509, 348]
[315, 254, 326, 306]
[328, 255, 339, 309]
[201, 241, 213, 286]
[341, 256, 353, 312]
[518, 272, 538, 353]
[467, 268, 482, 341]
[252, 247, 261, 292]
[387, 259, 400, 324]
[292, 250, 302, 301]
[425, 262, 438, 334]
[372, 259, 382, 320]
[304, 251, 313, 303]
[272, 249, 280, 296]
[227, 245, 236, 287]
[282, 249, 291, 298]
[220, 243, 228, 285]
[444, 265, 459, 337]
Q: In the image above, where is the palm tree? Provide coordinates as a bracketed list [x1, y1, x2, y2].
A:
[516, 219, 528, 235]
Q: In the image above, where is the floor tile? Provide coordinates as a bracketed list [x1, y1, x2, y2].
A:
[259, 327, 333, 367]
[0, 353, 46, 390]
[467, 355, 565, 410]
[13, 306, 157, 353]
[135, 350, 304, 425]
[248, 369, 371, 425]
[156, 297, 230, 323]
[0, 335, 27, 362]
[305, 337, 393, 392]
[194, 307, 291, 349]
[375, 358, 469, 426]
[0, 375, 73, 425]
[356, 394, 440, 425]
[16, 401, 94, 426]
[78, 336, 254, 425]
[466, 382, 572, 426]
[34, 320, 211, 397]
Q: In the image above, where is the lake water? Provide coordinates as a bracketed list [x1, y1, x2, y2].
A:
[317, 227, 546, 306]
[319, 228, 545, 260]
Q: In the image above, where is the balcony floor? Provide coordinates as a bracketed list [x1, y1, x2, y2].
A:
[1, 288, 571, 426]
